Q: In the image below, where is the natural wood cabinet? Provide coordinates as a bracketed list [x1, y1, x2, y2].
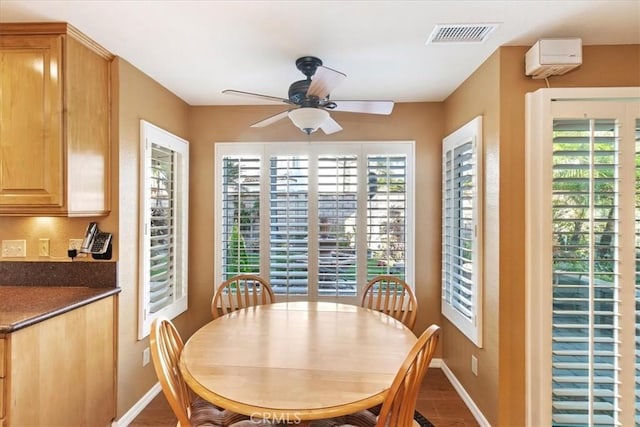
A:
[0, 23, 113, 216]
[2, 296, 116, 426]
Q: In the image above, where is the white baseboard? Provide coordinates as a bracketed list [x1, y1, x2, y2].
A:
[430, 357, 443, 368]
[112, 382, 162, 427]
[439, 361, 491, 427]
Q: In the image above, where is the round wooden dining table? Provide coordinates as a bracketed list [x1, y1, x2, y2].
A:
[179, 301, 417, 424]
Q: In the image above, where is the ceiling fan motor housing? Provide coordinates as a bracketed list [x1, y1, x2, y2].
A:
[289, 56, 324, 105]
[288, 79, 311, 104]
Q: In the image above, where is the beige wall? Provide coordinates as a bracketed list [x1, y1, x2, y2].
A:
[443, 49, 501, 425]
[442, 44, 640, 426]
[185, 102, 445, 338]
[112, 57, 190, 418]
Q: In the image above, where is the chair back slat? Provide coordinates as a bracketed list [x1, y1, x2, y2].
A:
[361, 275, 418, 330]
[377, 324, 440, 427]
[150, 317, 192, 427]
[212, 274, 276, 319]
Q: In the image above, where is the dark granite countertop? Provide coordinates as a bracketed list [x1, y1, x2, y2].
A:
[0, 261, 120, 333]
[0, 286, 120, 333]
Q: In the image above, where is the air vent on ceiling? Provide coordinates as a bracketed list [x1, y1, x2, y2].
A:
[426, 23, 499, 44]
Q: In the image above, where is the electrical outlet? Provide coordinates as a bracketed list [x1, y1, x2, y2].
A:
[69, 239, 83, 250]
[38, 238, 50, 257]
[69, 239, 87, 257]
[471, 355, 478, 376]
[2, 240, 26, 258]
[143, 347, 151, 367]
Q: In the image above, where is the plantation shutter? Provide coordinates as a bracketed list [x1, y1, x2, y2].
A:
[441, 116, 482, 346]
[139, 120, 188, 339]
[221, 156, 261, 278]
[215, 142, 414, 302]
[269, 155, 309, 295]
[526, 88, 640, 427]
[634, 118, 640, 425]
[550, 118, 621, 425]
[439, 117, 489, 355]
[526, 92, 640, 427]
[148, 143, 176, 314]
[442, 140, 475, 321]
[317, 155, 358, 296]
[366, 155, 408, 279]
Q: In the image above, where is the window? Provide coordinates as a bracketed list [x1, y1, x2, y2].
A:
[526, 88, 640, 426]
[270, 155, 310, 294]
[441, 116, 483, 347]
[215, 142, 414, 302]
[221, 155, 261, 276]
[138, 120, 189, 339]
[550, 116, 621, 426]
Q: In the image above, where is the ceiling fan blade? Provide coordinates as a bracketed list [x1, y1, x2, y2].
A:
[250, 110, 291, 128]
[320, 115, 343, 135]
[223, 89, 293, 105]
[307, 66, 346, 99]
[330, 100, 394, 115]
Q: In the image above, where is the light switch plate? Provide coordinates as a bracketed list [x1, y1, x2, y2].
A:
[2, 240, 27, 257]
[39, 238, 50, 257]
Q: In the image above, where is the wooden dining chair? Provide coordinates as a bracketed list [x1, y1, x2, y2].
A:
[311, 324, 441, 427]
[149, 316, 250, 427]
[361, 275, 418, 330]
[211, 274, 276, 319]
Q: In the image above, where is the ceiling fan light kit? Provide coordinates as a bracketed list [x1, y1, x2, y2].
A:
[288, 108, 329, 135]
[223, 56, 394, 135]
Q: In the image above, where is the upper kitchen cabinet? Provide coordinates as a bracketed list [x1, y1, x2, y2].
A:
[0, 23, 113, 216]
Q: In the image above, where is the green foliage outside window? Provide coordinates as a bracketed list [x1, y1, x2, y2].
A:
[225, 222, 259, 278]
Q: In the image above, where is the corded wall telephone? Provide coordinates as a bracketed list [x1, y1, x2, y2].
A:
[81, 222, 112, 255]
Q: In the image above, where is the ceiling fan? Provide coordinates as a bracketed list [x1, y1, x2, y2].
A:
[222, 56, 394, 135]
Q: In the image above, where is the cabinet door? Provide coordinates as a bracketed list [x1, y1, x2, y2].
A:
[0, 35, 63, 207]
[6, 296, 115, 426]
[65, 35, 111, 215]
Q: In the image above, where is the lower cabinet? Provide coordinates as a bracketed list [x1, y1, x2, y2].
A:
[3, 296, 115, 426]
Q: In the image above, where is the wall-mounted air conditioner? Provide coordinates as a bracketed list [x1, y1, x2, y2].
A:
[525, 38, 582, 79]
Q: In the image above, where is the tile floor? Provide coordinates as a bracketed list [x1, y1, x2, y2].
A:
[130, 368, 479, 427]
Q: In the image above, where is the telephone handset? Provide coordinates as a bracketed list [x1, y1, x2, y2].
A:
[81, 222, 112, 255]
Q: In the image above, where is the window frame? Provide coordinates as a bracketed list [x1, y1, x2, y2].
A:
[138, 120, 189, 339]
[441, 116, 483, 347]
[214, 141, 415, 303]
[525, 87, 640, 426]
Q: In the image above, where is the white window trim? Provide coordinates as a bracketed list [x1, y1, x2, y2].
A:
[138, 120, 189, 339]
[525, 87, 640, 427]
[214, 141, 415, 303]
[441, 116, 483, 347]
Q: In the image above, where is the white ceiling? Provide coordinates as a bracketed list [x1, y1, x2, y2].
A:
[1, 1, 639, 106]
